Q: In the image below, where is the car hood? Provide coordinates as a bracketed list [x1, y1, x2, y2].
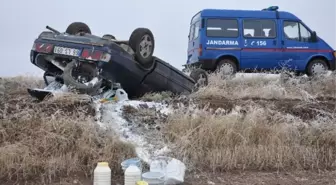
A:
[37, 31, 111, 46]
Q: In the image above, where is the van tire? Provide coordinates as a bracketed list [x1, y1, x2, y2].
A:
[190, 68, 208, 91]
[306, 59, 329, 76]
[216, 59, 237, 77]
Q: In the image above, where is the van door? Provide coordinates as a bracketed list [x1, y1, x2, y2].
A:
[187, 20, 201, 65]
[240, 19, 282, 70]
[281, 20, 319, 71]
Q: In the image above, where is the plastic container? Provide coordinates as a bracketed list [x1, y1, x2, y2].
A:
[142, 172, 165, 185]
[124, 165, 142, 185]
[93, 162, 111, 185]
[149, 157, 169, 176]
[136, 180, 149, 185]
[165, 158, 186, 184]
[121, 158, 142, 172]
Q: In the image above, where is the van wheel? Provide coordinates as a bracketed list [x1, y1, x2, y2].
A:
[306, 59, 328, 76]
[216, 59, 237, 77]
[190, 68, 208, 90]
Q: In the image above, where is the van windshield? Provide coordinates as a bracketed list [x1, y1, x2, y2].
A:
[206, 19, 238, 37]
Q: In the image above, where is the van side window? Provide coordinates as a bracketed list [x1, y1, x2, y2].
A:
[206, 19, 238, 38]
[189, 24, 195, 41]
[243, 19, 276, 38]
[283, 21, 312, 42]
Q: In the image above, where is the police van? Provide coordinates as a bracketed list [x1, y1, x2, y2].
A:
[186, 6, 336, 76]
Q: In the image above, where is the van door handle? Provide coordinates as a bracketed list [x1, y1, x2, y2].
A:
[193, 42, 195, 46]
[273, 40, 277, 45]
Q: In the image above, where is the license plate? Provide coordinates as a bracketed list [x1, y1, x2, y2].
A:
[53, 46, 81, 57]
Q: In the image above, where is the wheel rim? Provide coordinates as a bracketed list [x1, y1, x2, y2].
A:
[195, 73, 207, 88]
[219, 62, 234, 75]
[70, 64, 97, 84]
[139, 34, 153, 58]
[311, 62, 327, 75]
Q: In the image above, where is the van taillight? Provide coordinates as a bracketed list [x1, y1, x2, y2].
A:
[198, 44, 202, 56]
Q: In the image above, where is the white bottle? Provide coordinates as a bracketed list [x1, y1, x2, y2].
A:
[124, 165, 141, 185]
[94, 162, 111, 185]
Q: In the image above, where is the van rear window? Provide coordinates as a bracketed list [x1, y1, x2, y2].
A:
[206, 19, 238, 38]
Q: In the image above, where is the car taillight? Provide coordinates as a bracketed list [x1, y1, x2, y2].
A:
[33, 43, 53, 53]
[81, 49, 111, 62]
[198, 44, 202, 56]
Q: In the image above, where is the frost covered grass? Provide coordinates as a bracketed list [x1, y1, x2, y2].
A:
[0, 77, 136, 184]
[161, 69, 336, 172]
[191, 69, 336, 100]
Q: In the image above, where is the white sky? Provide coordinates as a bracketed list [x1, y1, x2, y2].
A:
[0, 0, 335, 77]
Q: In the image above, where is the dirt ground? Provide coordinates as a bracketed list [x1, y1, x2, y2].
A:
[4, 171, 335, 185]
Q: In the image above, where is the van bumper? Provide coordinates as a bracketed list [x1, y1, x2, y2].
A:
[330, 59, 336, 71]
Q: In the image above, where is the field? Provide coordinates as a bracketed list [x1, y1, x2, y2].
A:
[0, 70, 335, 185]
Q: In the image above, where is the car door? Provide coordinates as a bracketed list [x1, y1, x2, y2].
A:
[187, 20, 201, 65]
[280, 20, 318, 71]
[240, 18, 282, 70]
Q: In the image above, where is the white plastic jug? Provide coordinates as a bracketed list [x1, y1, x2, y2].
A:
[164, 158, 186, 184]
[125, 165, 142, 185]
[93, 162, 111, 185]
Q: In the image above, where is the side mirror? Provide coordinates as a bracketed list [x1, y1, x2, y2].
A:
[311, 31, 318, 42]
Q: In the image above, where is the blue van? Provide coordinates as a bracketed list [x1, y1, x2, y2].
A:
[186, 6, 335, 76]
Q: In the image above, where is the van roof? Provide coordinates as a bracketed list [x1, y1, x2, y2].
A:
[199, 8, 300, 20]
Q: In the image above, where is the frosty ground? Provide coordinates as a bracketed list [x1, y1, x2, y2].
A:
[0, 71, 336, 185]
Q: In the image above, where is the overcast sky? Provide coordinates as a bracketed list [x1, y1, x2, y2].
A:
[0, 0, 335, 77]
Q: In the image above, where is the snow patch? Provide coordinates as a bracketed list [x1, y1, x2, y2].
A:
[94, 99, 172, 164]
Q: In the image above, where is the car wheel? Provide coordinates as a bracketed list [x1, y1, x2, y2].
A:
[306, 59, 329, 76]
[63, 60, 103, 95]
[216, 59, 237, 78]
[129, 28, 155, 67]
[65, 22, 91, 35]
[102, 34, 116, 40]
[190, 68, 208, 91]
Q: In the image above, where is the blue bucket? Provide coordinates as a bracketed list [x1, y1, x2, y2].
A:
[121, 158, 142, 171]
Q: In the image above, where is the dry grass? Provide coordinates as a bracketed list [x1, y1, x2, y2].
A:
[0, 76, 136, 184]
[191, 69, 336, 100]
[162, 70, 336, 173]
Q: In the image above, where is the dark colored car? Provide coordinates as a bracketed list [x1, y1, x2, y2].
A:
[29, 22, 208, 100]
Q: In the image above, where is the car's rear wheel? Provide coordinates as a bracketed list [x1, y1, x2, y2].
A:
[129, 28, 155, 67]
[66, 22, 91, 35]
[63, 60, 103, 95]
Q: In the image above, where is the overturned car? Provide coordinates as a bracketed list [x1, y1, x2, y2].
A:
[28, 22, 208, 100]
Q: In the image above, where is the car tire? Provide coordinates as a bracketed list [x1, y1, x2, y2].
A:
[65, 22, 92, 35]
[102, 34, 116, 40]
[190, 68, 208, 91]
[306, 59, 329, 76]
[63, 60, 103, 95]
[216, 59, 237, 78]
[129, 28, 155, 67]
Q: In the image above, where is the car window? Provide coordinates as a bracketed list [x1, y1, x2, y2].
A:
[299, 23, 311, 42]
[189, 24, 195, 41]
[283, 21, 300, 41]
[243, 19, 276, 38]
[193, 21, 200, 40]
[206, 19, 238, 38]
